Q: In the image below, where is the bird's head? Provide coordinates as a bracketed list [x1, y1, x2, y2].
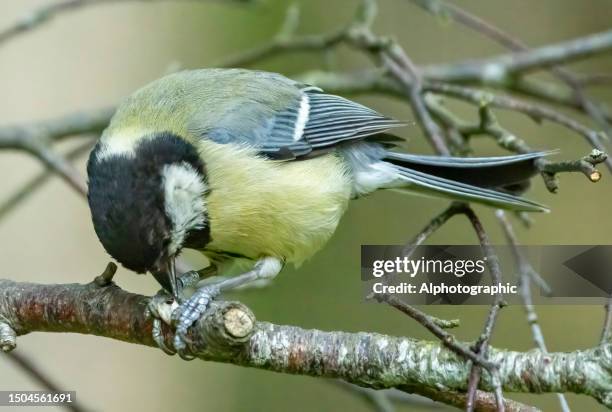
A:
[87, 132, 210, 296]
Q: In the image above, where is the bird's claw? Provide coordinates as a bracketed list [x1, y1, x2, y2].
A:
[153, 318, 176, 355]
[171, 284, 221, 360]
[146, 270, 219, 359]
[146, 292, 178, 356]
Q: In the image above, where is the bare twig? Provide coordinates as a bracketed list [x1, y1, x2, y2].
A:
[426, 98, 607, 192]
[298, 69, 612, 172]
[496, 210, 570, 412]
[406, 0, 527, 51]
[401, 202, 465, 258]
[460, 206, 506, 412]
[380, 47, 450, 156]
[379, 294, 495, 370]
[379, 204, 464, 331]
[22, 141, 87, 196]
[0, 109, 113, 197]
[0, 138, 95, 221]
[0, 0, 254, 48]
[425, 82, 612, 172]
[299, 69, 612, 125]
[4, 352, 87, 412]
[538, 149, 607, 192]
[217, 24, 346, 67]
[425, 82, 603, 145]
[495, 211, 548, 346]
[0, 108, 113, 146]
[423, 29, 612, 82]
[346, 0, 451, 155]
[409, 0, 612, 153]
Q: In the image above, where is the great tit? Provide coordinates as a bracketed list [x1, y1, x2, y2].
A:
[87, 68, 548, 356]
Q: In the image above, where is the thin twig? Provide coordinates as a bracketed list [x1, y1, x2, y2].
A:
[495, 211, 547, 346]
[368, 205, 464, 339]
[407, 0, 527, 51]
[460, 206, 506, 412]
[538, 149, 607, 192]
[425, 81, 612, 173]
[0, 108, 113, 147]
[423, 29, 612, 82]
[0, 139, 95, 222]
[4, 352, 87, 412]
[401, 202, 465, 258]
[409, 0, 612, 152]
[299, 68, 612, 125]
[0, 0, 254, 48]
[426, 98, 608, 193]
[381, 48, 450, 156]
[0, 109, 113, 197]
[23, 141, 87, 196]
[380, 294, 496, 371]
[496, 210, 570, 412]
[217, 27, 347, 68]
[298, 69, 611, 173]
[424, 82, 603, 145]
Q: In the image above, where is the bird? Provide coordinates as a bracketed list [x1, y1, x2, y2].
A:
[86, 68, 549, 357]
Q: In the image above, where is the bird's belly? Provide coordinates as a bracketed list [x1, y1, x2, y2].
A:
[200, 141, 352, 265]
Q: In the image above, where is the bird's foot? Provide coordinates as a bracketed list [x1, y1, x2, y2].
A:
[155, 259, 281, 360]
[146, 291, 178, 355]
[146, 270, 203, 356]
[169, 258, 282, 360]
[170, 284, 221, 360]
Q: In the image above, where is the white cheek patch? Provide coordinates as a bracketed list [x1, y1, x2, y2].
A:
[162, 163, 207, 255]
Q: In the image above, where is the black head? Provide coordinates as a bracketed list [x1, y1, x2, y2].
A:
[87, 132, 211, 280]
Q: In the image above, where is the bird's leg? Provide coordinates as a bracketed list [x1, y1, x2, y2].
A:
[146, 269, 212, 355]
[171, 257, 283, 360]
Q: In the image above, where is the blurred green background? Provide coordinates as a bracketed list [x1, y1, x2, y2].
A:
[0, 0, 611, 411]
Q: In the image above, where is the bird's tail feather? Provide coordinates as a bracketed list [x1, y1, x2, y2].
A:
[383, 151, 552, 212]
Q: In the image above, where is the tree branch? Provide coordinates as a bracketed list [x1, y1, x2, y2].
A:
[423, 29, 612, 83]
[3, 277, 612, 409]
[0, 108, 114, 147]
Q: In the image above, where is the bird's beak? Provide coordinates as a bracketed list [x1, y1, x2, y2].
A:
[151, 256, 180, 302]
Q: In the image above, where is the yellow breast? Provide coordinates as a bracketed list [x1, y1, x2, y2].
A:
[198, 140, 352, 265]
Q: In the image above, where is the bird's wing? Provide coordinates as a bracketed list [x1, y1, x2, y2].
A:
[194, 77, 405, 160]
[256, 88, 405, 159]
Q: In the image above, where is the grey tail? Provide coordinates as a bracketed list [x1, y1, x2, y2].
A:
[383, 151, 553, 212]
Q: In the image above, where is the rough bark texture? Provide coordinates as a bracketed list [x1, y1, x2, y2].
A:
[1, 278, 612, 409]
